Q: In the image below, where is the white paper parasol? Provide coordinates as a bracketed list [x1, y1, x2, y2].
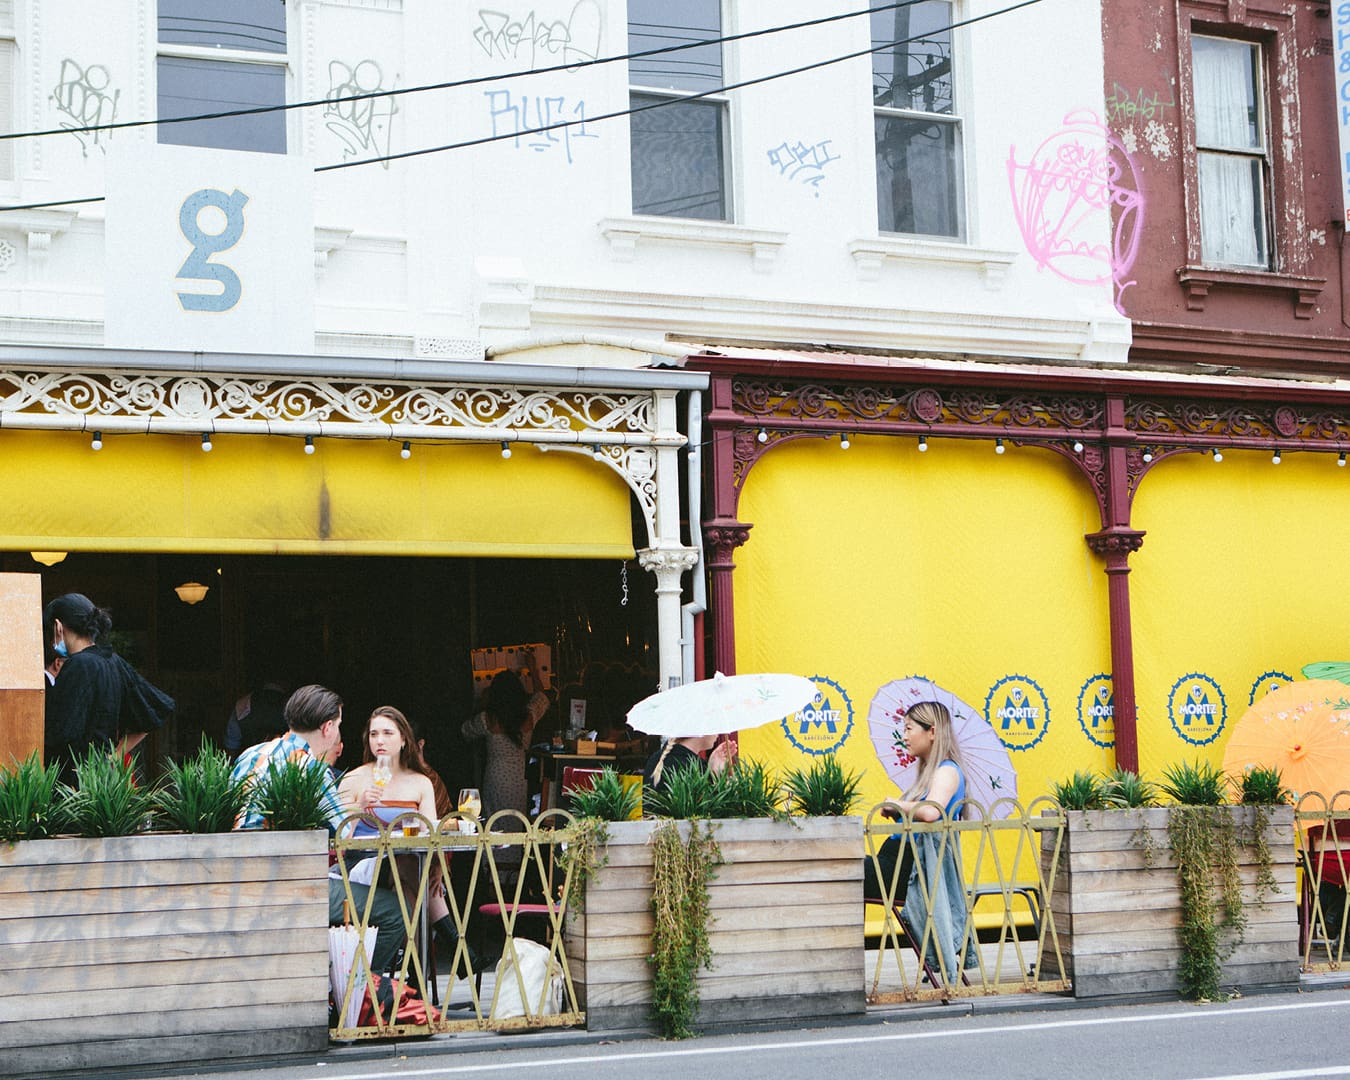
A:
[627, 671, 820, 738]
[329, 921, 378, 1029]
[867, 675, 1018, 817]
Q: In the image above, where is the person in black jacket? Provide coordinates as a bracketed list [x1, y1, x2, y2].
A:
[44, 593, 174, 782]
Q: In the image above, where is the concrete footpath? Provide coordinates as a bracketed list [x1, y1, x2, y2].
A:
[60, 971, 1350, 1080]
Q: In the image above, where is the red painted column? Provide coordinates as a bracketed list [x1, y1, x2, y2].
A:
[703, 374, 752, 677]
[1087, 395, 1145, 773]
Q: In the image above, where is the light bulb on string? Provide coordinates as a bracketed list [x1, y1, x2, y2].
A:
[1340, 452, 1347, 468]
[1073, 440, 1084, 454]
[1142, 447, 1154, 463]
[304, 436, 315, 455]
[1272, 448, 1281, 465]
[995, 438, 1005, 455]
[756, 427, 768, 443]
[91, 430, 103, 451]
[500, 441, 512, 459]
[200, 433, 213, 453]
[839, 432, 850, 450]
[400, 441, 411, 460]
[918, 436, 928, 453]
[1212, 448, 1223, 463]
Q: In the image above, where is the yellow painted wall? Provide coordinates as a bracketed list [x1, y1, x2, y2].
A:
[736, 434, 1112, 809]
[0, 430, 634, 557]
[1131, 448, 1350, 780]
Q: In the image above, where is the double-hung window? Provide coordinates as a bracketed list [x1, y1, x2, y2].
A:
[872, 0, 963, 238]
[0, 4, 14, 181]
[1191, 35, 1268, 268]
[157, 0, 288, 154]
[627, 0, 729, 221]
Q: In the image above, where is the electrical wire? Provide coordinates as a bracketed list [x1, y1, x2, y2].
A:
[0, 0, 1044, 212]
[0, 1, 942, 145]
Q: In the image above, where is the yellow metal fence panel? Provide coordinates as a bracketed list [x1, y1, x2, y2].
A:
[1295, 792, 1350, 972]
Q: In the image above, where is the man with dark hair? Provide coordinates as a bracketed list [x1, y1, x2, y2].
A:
[231, 684, 407, 972]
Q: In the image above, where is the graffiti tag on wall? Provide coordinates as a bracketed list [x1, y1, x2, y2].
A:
[473, 1, 602, 70]
[767, 138, 840, 195]
[1104, 83, 1174, 126]
[324, 60, 399, 168]
[1007, 110, 1144, 308]
[51, 58, 119, 157]
[485, 89, 599, 164]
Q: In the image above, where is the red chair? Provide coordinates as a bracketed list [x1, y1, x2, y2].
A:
[1300, 820, 1350, 953]
[560, 766, 603, 808]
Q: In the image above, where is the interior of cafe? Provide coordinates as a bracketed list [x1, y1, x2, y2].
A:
[3, 548, 661, 803]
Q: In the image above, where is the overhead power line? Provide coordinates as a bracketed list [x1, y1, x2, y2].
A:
[0, 1, 932, 145]
[0, 0, 1045, 213]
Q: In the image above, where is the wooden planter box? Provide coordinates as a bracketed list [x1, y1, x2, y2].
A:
[1041, 806, 1299, 998]
[0, 830, 329, 1074]
[565, 816, 865, 1033]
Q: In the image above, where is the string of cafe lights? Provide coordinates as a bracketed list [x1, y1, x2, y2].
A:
[0, 0, 1046, 214]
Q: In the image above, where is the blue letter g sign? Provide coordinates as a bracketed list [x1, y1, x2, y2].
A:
[176, 187, 248, 312]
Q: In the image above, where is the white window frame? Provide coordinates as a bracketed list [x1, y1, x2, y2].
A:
[154, 5, 292, 155]
[627, 1, 732, 222]
[0, 35, 15, 182]
[1191, 33, 1270, 269]
[872, 0, 966, 241]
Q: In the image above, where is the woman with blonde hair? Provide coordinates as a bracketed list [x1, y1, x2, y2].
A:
[865, 699, 977, 980]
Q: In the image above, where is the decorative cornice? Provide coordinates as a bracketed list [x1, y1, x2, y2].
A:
[1085, 528, 1146, 559]
[599, 217, 788, 273]
[846, 236, 1017, 289]
[637, 545, 699, 576]
[704, 519, 753, 566]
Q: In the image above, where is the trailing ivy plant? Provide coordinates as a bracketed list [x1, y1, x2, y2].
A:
[0, 752, 67, 841]
[1159, 759, 1269, 1002]
[781, 754, 862, 817]
[648, 818, 723, 1039]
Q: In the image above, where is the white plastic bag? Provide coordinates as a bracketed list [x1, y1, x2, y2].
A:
[491, 937, 562, 1019]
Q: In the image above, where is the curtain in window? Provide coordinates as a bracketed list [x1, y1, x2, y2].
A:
[1192, 38, 1257, 148]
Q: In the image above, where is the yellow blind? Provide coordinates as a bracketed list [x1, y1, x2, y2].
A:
[0, 430, 634, 558]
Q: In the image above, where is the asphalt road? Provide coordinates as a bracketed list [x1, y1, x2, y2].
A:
[105, 990, 1350, 1080]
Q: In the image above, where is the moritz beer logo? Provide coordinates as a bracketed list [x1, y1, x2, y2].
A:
[1076, 673, 1115, 749]
[781, 674, 854, 757]
[1248, 670, 1292, 707]
[1167, 673, 1227, 746]
[984, 674, 1050, 752]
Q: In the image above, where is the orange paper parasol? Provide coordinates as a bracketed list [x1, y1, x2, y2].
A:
[1223, 680, 1350, 800]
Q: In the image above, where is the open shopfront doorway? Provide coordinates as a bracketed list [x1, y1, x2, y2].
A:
[5, 550, 658, 795]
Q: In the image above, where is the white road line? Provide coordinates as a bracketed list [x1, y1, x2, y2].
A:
[305, 996, 1350, 1079]
[1184, 1069, 1350, 1080]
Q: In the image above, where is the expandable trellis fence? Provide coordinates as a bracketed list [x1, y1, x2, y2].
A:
[864, 797, 1069, 1002]
[1295, 792, 1350, 972]
[329, 809, 584, 1039]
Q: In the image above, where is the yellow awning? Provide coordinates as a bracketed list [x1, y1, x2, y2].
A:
[0, 430, 635, 558]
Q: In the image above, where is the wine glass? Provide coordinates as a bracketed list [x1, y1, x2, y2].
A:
[372, 753, 392, 794]
[457, 787, 481, 834]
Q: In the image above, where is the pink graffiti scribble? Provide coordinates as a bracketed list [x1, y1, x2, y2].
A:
[1008, 109, 1144, 310]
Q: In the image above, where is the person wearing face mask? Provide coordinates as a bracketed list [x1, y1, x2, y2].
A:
[43, 592, 174, 783]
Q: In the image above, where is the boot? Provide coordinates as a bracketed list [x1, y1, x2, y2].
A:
[433, 916, 484, 973]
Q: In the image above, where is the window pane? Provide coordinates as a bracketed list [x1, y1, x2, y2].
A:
[1192, 36, 1259, 149]
[630, 93, 725, 220]
[158, 56, 286, 153]
[876, 114, 961, 238]
[1198, 152, 1266, 266]
[872, 0, 953, 114]
[628, 0, 722, 93]
[159, 0, 286, 53]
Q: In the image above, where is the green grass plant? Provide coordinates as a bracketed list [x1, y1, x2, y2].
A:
[567, 766, 641, 822]
[246, 756, 334, 831]
[1051, 770, 1106, 810]
[781, 754, 862, 817]
[62, 747, 157, 837]
[644, 761, 733, 820]
[716, 758, 784, 819]
[1234, 764, 1290, 806]
[155, 742, 249, 833]
[1159, 760, 1227, 806]
[1101, 767, 1157, 809]
[0, 752, 67, 841]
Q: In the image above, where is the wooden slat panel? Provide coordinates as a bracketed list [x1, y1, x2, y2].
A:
[578, 945, 854, 986]
[5, 1026, 328, 1076]
[1064, 918, 1297, 955]
[581, 924, 860, 962]
[0, 877, 328, 921]
[14, 940, 327, 997]
[591, 859, 856, 892]
[568, 900, 858, 941]
[0, 853, 324, 897]
[0, 927, 323, 972]
[601, 836, 863, 869]
[582, 966, 862, 1007]
[1, 898, 325, 950]
[0, 831, 327, 869]
[0, 977, 328, 1034]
